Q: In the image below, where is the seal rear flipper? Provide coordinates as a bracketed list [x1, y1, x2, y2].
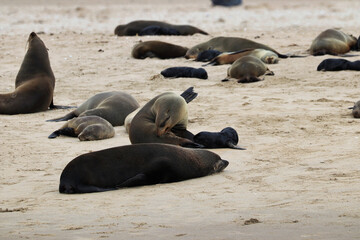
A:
[227, 142, 246, 150]
[48, 130, 61, 139]
[117, 174, 148, 188]
[171, 128, 194, 141]
[49, 99, 76, 110]
[50, 127, 77, 138]
[46, 111, 77, 122]
[180, 87, 198, 103]
[60, 184, 116, 194]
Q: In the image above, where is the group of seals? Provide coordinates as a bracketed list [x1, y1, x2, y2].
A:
[132, 41, 188, 59]
[161, 67, 208, 79]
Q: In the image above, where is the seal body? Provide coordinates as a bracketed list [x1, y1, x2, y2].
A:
[310, 29, 358, 56]
[194, 127, 245, 149]
[161, 67, 208, 79]
[349, 101, 360, 118]
[132, 41, 188, 59]
[48, 116, 115, 141]
[317, 58, 360, 71]
[224, 56, 274, 83]
[59, 143, 229, 194]
[195, 50, 222, 62]
[47, 91, 139, 126]
[212, 0, 242, 6]
[139, 26, 180, 36]
[0, 32, 55, 114]
[114, 20, 208, 36]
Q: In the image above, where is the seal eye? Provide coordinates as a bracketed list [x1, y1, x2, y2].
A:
[159, 116, 170, 128]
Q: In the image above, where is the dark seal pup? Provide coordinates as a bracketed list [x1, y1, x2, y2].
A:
[139, 25, 180, 36]
[349, 100, 360, 118]
[195, 49, 222, 62]
[161, 67, 208, 79]
[0, 32, 70, 114]
[194, 127, 246, 150]
[317, 58, 360, 71]
[114, 20, 208, 36]
[48, 116, 115, 141]
[212, 0, 242, 6]
[59, 143, 229, 194]
[47, 91, 139, 126]
[132, 41, 188, 59]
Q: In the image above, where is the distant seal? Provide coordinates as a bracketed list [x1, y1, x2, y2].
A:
[59, 143, 229, 193]
[161, 67, 208, 79]
[0, 32, 70, 114]
[195, 49, 222, 62]
[132, 41, 188, 59]
[114, 20, 208, 36]
[212, 0, 242, 6]
[310, 29, 358, 56]
[222, 55, 274, 83]
[349, 100, 360, 118]
[185, 36, 288, 59]
[194, 127, 246, 150]
[139, 25, 180, 36]
[48, 116, 115, 141]
[47, 91, 139, 126]
[317, 58, 360, 71]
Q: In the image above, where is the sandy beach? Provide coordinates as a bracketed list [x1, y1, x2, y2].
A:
[1, 0, 360, 239]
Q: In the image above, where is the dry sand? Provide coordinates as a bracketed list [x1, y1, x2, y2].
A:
[1, 0, 360, 239]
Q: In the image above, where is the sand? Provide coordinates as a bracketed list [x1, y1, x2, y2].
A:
[1, 0, 360, 239]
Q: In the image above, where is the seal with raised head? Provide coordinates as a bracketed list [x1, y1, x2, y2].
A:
[59, 143, 229, 194]
[0, 32, 70, 114]
[132, 41, 188, 59]
[349, 100, 360, 118]
[222, 55, 274, 83]
[48, 115, 115, 141]
[310, 29, 358, 56]
[114, 20, 208, 36]
[185, 36, 288, 59]
[47, 91, 139, 126]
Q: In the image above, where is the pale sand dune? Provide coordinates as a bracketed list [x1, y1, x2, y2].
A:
[0, 0, 360, 239]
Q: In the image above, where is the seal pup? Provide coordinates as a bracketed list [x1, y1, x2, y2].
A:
[132, 41, 188, 59]
[222, 55, 274, 83]
[194, 127, 246, 150]
[59, 143, 229, 194]
[161, 67, 208, 79]
[48, 116, 115, 141]
[310, 29, 358, 56]
[195, 49, 222, 62]
[317, 58, 360, 71]
[349, 100, 360, 118]
[138, 25, 180, 36]
[47, 91, 139, 126]
[212, 0, 242, 6]
[0, 32, 70, 114]
[114, 20, 208, 36]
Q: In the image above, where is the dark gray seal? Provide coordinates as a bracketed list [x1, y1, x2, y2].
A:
[132, 41, 188, 59]
[317, 58, 360, 71]
[139, 25, 180, 36]
[161, 67, 208, 79]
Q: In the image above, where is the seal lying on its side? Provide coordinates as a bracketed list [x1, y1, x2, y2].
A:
[349, 101, 360, 118]
[138, 25, 180, 36]
[59, 143, 229, 194]
[317, 58, 360, 71]
[132, 41, 188, 59]
[161, 67, 208, 79]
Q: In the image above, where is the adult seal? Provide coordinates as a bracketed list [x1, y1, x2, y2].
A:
[48, 116, 115, 141]
[47, 91, 139, 126]
[349, 100, 360, 118]
[132, 41, 188, 59]
[309, 29, 358, 56]
[59, 143, 229, 194]
[0, 32, 69, 114]
[114, 20, 208, 36]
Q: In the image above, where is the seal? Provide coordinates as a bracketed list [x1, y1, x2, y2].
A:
[47, 91, 139, 126]
[59, 143, 229, 193]
[212, 0, 242, 6]
[161, 67, 208, 79]
[138, 25, 180, 36]
[317, 58, 360, 71]
[222, 55, 274, 83]
[310, 29, 358, 56]
[193, 127, 246, 150]
[0, 32, 70, 114]
[349, 100, 360, 118]
[132, 41, 188, 59]
[185, 36, 288, 59]
[114, 20, 208, 36]
[195, 49, 222, 62]
[48, 115, 115, 141]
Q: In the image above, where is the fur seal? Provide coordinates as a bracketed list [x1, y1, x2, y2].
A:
[212, 0, 242, 6]
[195, 49, 222, 62]
[349, 101, 360, 118]
[47, 91, 139, 126]
[194, 127, 246, 150]
[59, 143, 229, 194]
[222, 55, 274, 83]
[317, 58, 360, 71]
[161, 67, 208, 79]
[48, 116, 115, 141]
[138, 25, 180, 36]
[114, 20, 208, 36]
[185, 36, 287, 59]
[132, 41, 188, 59]
[310, 29, 358, 56]
[0, 32, 70, 114]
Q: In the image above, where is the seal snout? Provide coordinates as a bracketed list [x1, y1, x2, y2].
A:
[214, 159, 229, 173]
[29, 32, 37, 38]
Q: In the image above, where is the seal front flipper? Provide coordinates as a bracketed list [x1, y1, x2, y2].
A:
[48, 127, 76, 139]
[48, 130, 61, 139]
[117, 174, 148, 188]
[46, 111, 77, 122]
[227, 142, 246, 150]
[180, 87, 198, 103]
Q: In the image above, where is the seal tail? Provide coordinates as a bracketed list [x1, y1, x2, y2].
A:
[180, 87, 198, 103]
[46, 112, 77, 122]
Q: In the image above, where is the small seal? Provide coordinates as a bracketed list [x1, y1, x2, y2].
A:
[59, 143, 229, 193]
[132, 41, 188, 59]
[211, 0, 242, 7]
[161, 67, 208, 79]
[222, 55, 274, 83]
[47, 91, 139, 126]
[138, 25, 180, 36]
[48, 116, 115, 141]
[317, 58, 360, 71]
[194, 127, 246, 150]
[349, 101, 360, 118]
[114, 20, 208, 36]
[195, 49, 222, 62]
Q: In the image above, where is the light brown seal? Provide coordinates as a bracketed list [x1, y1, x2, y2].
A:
[114, 20, 208, 36]
[48, 116, 115, 141]
[349, 100, 360, 118]
[132, 41, 188, 59]
[309, 29, 358, 56]
[59, 143, 229, 193]
[222, 55, 274, 83]
[47, 91, 139, 126]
